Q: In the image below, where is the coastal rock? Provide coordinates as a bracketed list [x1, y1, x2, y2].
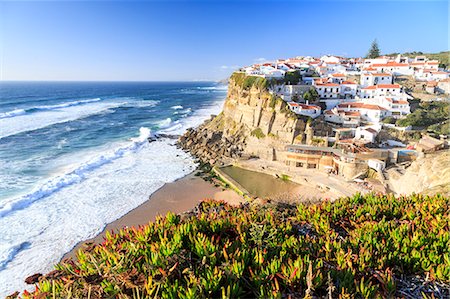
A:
[177, 73, 333, 165]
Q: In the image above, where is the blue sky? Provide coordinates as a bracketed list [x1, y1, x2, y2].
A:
[0, 0, 447, 81]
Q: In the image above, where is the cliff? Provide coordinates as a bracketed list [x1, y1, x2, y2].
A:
[387, 150, 450, 196]
[179, 73, 332, 164]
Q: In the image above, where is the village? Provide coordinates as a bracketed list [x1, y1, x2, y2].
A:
[236, 51, 449, 193]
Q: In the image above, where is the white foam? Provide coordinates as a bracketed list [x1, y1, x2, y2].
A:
[0, 127, 152, 218]
[156, 118, 173, 129]
[0, 96, 226, 296]
[0, 139, 196, 296]
[0, 109, 27, 119]
[196, 85, 228, 91]
[34, 98, 102, 111]
[0, 100, 158, 139]
[0, 98, 102, 120]
[171, 105, 183, 110]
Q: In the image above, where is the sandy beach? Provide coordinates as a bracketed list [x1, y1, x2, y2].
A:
[63, 172, 244, 259]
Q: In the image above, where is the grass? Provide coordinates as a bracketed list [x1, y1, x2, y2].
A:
[11, 194, 449, 299]
[230, 73, 269, 90]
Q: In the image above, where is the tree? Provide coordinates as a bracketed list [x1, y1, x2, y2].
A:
[366, 39, 381, 59]
[303, 88, 319, 103]
[284, 70, 301, 85]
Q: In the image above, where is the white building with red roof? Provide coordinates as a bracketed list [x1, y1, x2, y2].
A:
[340, 81, 358, 99]
[324, 109, 361, 127]
[360, 73, 393, 87]
[313, 81, 340, 99]
[328, 73, 346, 84]
[287, 102, 321, 118]
[336, 102, 390, 123]
[370, 62, 413, 75]
[359, 84, 403, 99]
[362, 97, 410, 118]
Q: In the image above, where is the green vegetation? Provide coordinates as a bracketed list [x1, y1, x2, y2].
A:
[366, 39, 381, 59]
[284, 70, 301, 85]
[269, 94, 278, 109]
[230, 72, 269, 90]
[15, 194, 449, 298]
[279, 174, 290, 181]
[303, 88, 319, 103]
[396, 101, 449, 134]
[311, 137, 326, 146]
[382, 116, 397, 124]
[250, 128, 266, 139]
[428, 120, 450, 136]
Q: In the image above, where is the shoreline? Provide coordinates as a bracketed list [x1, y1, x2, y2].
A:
[63, 171, 244, 260]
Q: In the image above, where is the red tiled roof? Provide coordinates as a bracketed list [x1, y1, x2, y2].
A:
[393, 100, 409, 104]
[362, 84, 400, 90]
[338, 102, 387, 111]
[316, 83, 340, 87]
[341, 80, 357, 85]
[372, 62, 409, 67]
[369, 73, 391, 77]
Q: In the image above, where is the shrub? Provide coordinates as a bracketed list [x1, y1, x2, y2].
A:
[13, 194, 450, 299]
[14, 194, 450, 298]
[250, 128, 266, 139]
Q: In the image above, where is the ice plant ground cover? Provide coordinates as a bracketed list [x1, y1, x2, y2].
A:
[10, 194, 450, 298]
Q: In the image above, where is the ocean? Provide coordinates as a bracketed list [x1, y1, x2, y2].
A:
[0, 81, 227, 295]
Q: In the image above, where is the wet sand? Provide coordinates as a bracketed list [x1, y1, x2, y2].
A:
[63, 172, 244, 259]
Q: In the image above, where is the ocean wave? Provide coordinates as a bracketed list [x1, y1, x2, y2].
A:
[0, 98, 102, 120]
[0, 242, 30, 271]
[196, 86, 228, 91]
[0, 100, 158, 139]
[0, 127, 152, 219]
[0, 109, 27, 119]
[156, 118, 173, 129]
[33, 98, 102, 111]
[0, 139, 196, 296]
[171, 105, 183, 110]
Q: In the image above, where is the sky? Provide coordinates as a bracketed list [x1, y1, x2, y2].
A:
[0, 0, 448, 81]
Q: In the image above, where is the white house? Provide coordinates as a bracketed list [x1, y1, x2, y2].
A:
[359, 84, 402, 99]
[287, 102, 321, 118]
[260, 64, 286, 78]
[320, 55, 341, 64]
[329, 73, 346, 84]
[355, 126, 379, 143]
[340, 81, 358, 99]
[313, 82, 341, 99]
[243, 66, 261, 76]
[362, 97, 410, 118]
[337, 102, 390, 123]
[324, 109, 361, 127]
[371, 62, 413, 75]
[360, 73, 393, 87]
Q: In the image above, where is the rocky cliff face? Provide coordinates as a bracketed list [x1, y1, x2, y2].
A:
[387, 151, 450, 196]
[178, 73, 332, 164]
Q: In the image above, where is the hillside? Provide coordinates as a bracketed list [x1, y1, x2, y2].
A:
[10, 195, 449, 298]
[385, 51, 449, 68]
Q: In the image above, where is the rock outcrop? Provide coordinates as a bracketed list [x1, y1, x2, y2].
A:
[178, 73, 333, 164]
[386, 150, 450, 196]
